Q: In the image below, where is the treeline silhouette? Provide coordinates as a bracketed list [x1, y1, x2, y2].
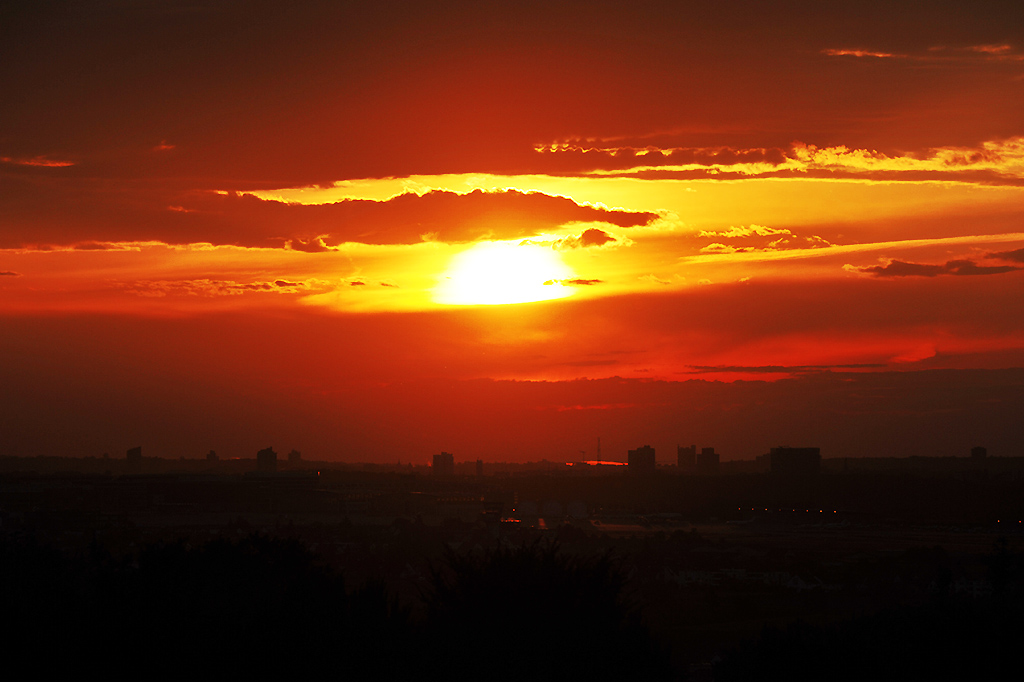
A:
[5, 529, 1022, 680]
[2, 535, 673, 680]
[423, 543, 672, 680]
[714, 539, 1023, 682]
[714, 597, 1022, 682]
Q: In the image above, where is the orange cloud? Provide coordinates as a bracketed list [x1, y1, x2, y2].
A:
[824, 43, 1024, 63]
[821, 48, 896, 58]
[0, 183, 656, 250]
[287, 236, 338, 253]
[529, 137, 1024, 181]
[847, 255, 1023, 277]
[122, 278, 333, 298]
[543, 228, 618, 250]
[694, 224, 832, 254]
[989, 247, 1024, 262]
[1, 155, 74, 167]
[544, 278, 603, 286]
[685, 233, 1024, 266]
[969, 44, 1013, 54]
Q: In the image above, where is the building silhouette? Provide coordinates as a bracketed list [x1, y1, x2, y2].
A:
[257, 447, 277, 473]
[126, 446, 142, 462]
[628, 445, 656, 474]
[971, 446, 987, 460]
[677, 444, 696, 472]
[433, 451, 455, 477]
[288, 449, 301, 462]
[769, 447, 821, 475]
[696, 447, 719, 475]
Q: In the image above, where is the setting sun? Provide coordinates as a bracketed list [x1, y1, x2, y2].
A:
[433, 241, 575, 305]
[2, 1, 1024, 463]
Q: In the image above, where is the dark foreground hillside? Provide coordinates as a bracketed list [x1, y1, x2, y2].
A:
[2, 468, 1022, 680]
[1, 535, 673, 681]
[3, 532, 1022, 681]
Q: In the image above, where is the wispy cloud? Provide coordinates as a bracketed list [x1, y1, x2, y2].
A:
[822, 48, 896, 58]
[1, 155, 74, 167]
[520, 228, 620, 251]
[538, 403, 638, 412]
[822, 43, 1024, 63]
[123, 278, 333, 297]
[683, 363, 885, 374]
[685, 232, 1024, 264]
[988, 247, 1024, 263]
[638, 274, 677, 285]
[287, 236, 339, 253]
[848, 258, 1022, 278]
[968, 44, 1014, 55]
[533, 137, 1024, 181]
[15, 241, 150, 252]
[697, 224, 831, 254]
[235, 189, 655, 247]
[700, 225, 791, 239]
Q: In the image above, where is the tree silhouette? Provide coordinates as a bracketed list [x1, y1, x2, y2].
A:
[2, 534, 410, 678]
[419, 541, 673, 681]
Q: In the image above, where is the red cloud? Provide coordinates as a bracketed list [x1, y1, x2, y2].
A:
[0, 183, 656, 249]
[1, 155, 74, 167]
[853, 259, 1021, 277]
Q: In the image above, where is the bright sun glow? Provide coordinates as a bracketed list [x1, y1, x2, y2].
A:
[433, 241, 576, 305]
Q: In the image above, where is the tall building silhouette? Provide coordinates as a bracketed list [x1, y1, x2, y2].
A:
[257, 446, 277, 473]
[628, 445, 656, 474]
[433, 451, 455, 477]
[677, 444, 696, 471]
[696, 447, 719, 475]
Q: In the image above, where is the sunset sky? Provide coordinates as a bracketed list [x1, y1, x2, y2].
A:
[2, 0, 1023, 463]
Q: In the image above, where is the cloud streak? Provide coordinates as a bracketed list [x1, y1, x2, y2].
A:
[524, 228, 620, 251]
[123, 278, 333, 298]
[989, 247, 1024, 263]
[849, 258, 1022, 278]
[531, 137, 1024, 182]
[0, 185, 657, 250]
[822, 48, 895, 58]
[686, 232, 1024, 265]
[697, 224, 832, 254]
[822, 43, 1024, 63]
[1, 155, 74, 167]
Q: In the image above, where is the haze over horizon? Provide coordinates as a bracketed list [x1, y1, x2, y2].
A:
[2, 1, 1023, 463]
